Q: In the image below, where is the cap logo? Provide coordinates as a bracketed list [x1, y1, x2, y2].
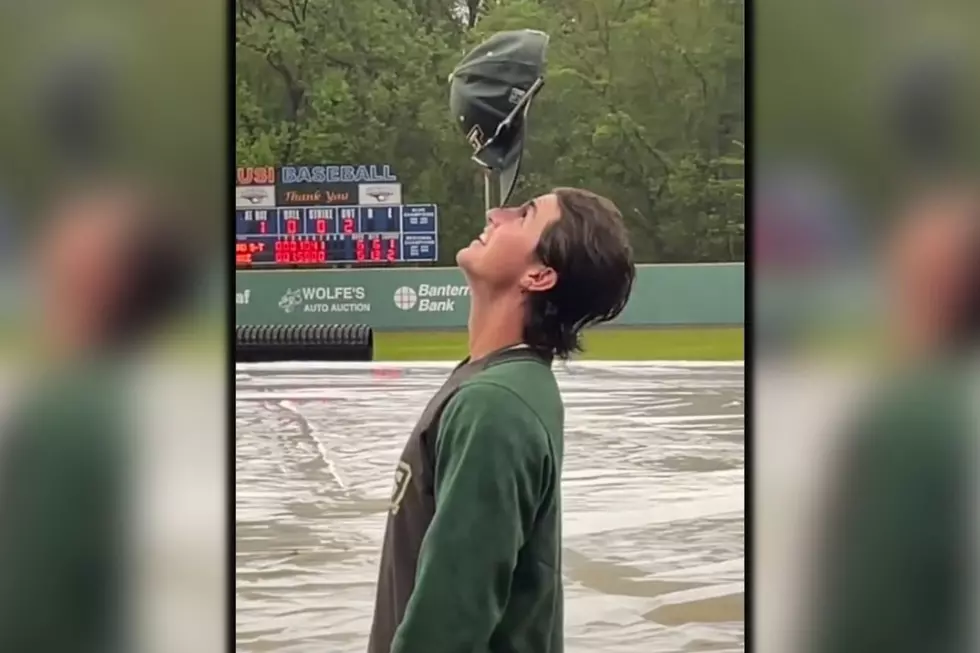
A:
[466, 124, 486, 151]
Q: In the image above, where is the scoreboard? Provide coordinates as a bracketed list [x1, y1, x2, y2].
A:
[235, 164, 439, 267]
[235, 205, 438, 266]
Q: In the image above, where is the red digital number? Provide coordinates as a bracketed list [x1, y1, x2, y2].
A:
[286, 219, 298, 235]
[355, 239, 366, 261]
[296, 240, 312, 264]
[387, 239, 397, 261]
[316, 219, 326, 234]
[343, 218, 355, 234]
[259, 221, 267, 234]
[237, 239, 259, 266]
[307, 241, 325, 264]
[274, 239, 302, 264]
[265, 238, 328, 265]
[236, 242, 252, 265]
[370, 237, 382, 261]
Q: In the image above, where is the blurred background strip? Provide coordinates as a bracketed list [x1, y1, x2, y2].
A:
[755, 1, 980, 652]
[0, 2, 228, 653]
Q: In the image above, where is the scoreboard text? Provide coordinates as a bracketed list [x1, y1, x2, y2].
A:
[235, 164, 438, 267]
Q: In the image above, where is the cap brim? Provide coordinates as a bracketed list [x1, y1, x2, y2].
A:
[475, 104, 530, 206]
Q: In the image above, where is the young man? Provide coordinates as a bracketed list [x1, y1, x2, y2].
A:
[805, 188, 979, 653]
[367, 187, 635, 653]
[0, 184, 199, 653]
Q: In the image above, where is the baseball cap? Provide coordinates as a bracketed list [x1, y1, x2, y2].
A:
[449, 29, 549, 206]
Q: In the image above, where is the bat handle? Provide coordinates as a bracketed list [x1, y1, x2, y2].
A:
[483, 170, 500, 212]
[484, 172, 492, 213]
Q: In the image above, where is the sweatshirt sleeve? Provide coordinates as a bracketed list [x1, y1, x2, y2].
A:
[390, 381, 548, 653]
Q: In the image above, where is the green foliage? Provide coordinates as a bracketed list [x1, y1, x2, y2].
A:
[236, 0, 744, 263]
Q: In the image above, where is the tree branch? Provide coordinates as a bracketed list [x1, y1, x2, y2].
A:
[666, 21, 708, 103]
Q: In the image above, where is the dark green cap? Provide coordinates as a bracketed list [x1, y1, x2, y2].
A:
[449, 29, 549, 206]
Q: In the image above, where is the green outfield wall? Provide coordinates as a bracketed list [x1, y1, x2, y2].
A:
[235, 263, 744, 329]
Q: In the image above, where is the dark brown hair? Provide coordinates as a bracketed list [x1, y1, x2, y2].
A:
[951, 196, 980, 350]
[524, 187, 635, 359]
[104, 194, 200, 350]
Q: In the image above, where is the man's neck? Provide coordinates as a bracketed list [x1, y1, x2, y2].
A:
[467, 291, 525, 362]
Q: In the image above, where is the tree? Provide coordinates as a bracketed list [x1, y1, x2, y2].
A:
[236, 0, 745, 262]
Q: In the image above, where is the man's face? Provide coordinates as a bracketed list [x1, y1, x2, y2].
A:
[886, 192, 977, 352]
[35, 192, 132, 353]
[456, 192, 561, 293]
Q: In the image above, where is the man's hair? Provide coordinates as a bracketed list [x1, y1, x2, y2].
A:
[106, 199, 199, 349]
[524, 187, 635, 359]
[950, 192, 980, 349]
[50, 184, 201, 351]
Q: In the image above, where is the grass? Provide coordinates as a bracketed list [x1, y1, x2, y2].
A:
[374, 327, 743, 361]
[0, 320, 743, 362]
[0, 317, 226, 364]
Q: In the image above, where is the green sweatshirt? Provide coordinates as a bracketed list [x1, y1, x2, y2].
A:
[0, 364, 125, 653]
[807, 362, 970, 653]
[368, 347, 565, 653]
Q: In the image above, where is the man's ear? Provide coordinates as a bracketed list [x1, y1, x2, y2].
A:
[521, 265, 557, 293]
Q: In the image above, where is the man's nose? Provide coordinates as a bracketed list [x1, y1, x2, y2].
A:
[486, 206, 514, 226]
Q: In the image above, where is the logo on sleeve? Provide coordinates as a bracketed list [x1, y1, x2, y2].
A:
[389, 460, 413, 515]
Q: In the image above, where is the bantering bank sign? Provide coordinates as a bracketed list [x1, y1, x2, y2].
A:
[392, 284, 469, 312]
[274, 282, 470, 322]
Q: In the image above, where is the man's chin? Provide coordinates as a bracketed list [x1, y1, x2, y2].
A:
[455, 243, 480, 269]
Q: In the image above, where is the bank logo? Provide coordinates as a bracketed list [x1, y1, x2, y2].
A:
[279, 289, 304, 313]
[393, 284, 469, 313]
[393, 286, 418, 311]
